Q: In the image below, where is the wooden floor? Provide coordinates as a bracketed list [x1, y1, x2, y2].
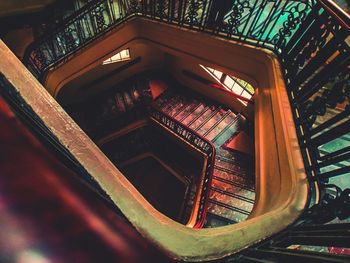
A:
[0, 96, 171, 263]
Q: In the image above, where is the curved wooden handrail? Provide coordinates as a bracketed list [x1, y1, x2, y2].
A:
[149, 105, 216, 227]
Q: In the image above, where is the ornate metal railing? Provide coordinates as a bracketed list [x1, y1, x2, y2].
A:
[24, 0, 317, 78]
[279, 0, 350, 206]
[149, 106, 216, 227]
[235, 221, 350, 261]
[231, 188, 350, 261]
[23, 0, 120, 78]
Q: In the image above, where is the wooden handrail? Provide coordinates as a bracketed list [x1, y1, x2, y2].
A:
[149, 106, 216, 227]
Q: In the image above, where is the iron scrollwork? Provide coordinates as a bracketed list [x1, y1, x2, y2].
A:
[272, 2, 310, 51]
[302, 69, 350, 127]
[155, 0, 167, 18]
[184, 0, 202, 26]
[91, 3, 110, 32]
[226, 0, 251, 35]
[129, 0, 140, 13]
[290, 22, 331, 79]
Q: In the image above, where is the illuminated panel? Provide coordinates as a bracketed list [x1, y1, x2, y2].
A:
[199, 64, 254, 106]
[102, 49, 130, 65]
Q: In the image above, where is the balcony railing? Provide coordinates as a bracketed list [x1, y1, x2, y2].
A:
[24, 0, 318, 79]
[279, 0, 350, 206]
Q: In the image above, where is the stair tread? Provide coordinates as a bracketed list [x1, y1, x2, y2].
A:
[182, 104, 206, 125]
[217, 163, 252, 177]
[207, 200, 249, 222]
[189, 107, 217, 130]
[212, 113, 242, 142]
[197, 109, 227, 135]
[209, 188, 254, 212]
[211, 178, 255, 201]
[213, 122, 240, 147]
[205, 112, 236, 141]
[162, 95, 182, 113]
[169, 98, 191, 117]
[216, 148, 254, 167]
[154, 92, 173, 108]
[174, 101, 200, 121]
[213, 168, 254, 190]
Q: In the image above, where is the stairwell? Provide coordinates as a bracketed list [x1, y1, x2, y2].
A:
[153, 88, 255, 227]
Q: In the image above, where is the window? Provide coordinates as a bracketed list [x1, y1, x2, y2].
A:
[224, 76, 235, 88]
[199, 64, 255, 106]
[213, 70, 223, 79]
[102, 49, 131, 65]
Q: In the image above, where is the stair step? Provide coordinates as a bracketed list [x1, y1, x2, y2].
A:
[214, 162, 253, 182]
[189, 107, 217, 130]
[197, 109, 226, 135]
[212, 115, 241, 147]
[175, 101, 201, 122]
[182, 104, 206, 125]
[162, 95, 182, 113]
[216, 148, 254, 168]
[195, 107, 222, 132]
[209, 187, 254, 212]
[166, 97, 188, 116]
[154, 91, 173, 108]
[211, 177, 255, 201]
[213, 167, 254, 191]
[207, 199, 249, 222]
[204, 111, 235, 141]
[215, 154, 253, 176]
[187, 106, 210, 127]
[170, 99, 191, 117]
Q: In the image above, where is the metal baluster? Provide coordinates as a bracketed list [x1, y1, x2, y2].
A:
[238, 0, 259, 41]
[261, 0, 287, 48]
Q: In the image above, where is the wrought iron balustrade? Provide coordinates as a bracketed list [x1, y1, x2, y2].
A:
[149, 106, 216, 226]
[279, 0, 350, 206]
[23, 0, 119, 78]
[235, 221, 350, 262]
[24, 0, 317, 78]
